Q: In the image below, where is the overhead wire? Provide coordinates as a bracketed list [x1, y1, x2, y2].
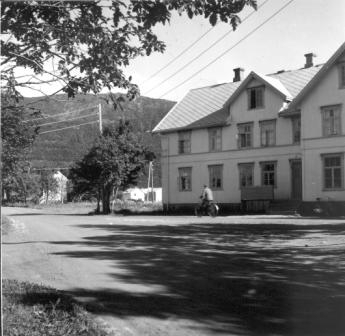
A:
[22, 105, 98, 123]
[144, 0, 270, 95]
[158, 0, 296, 99]
[39, 120, 99, 135]
[37, 112, 98, 127]
[140, 26, 215, 85]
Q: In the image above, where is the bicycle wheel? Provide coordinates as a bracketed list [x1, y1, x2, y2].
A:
[195, 205, 202, 217]
[207, 204, 217, 217]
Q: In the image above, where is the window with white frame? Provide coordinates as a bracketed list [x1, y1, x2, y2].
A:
[178, 167, 192, 191]
[322, 154, 344, 190]
[178, 131, 191, 154]
[261, 161, 277, 187]
[238, 163, 254, 188]
[208, 165, 223, 190]
[248, 86, 264, 109]
[292, 116, 301, 144]
[321, 105, 341, 136]
[339, 62, 345, 89]
[260, 119, 276, 147]
[208, 127, 222, 152]
[237, 123, 253, 149]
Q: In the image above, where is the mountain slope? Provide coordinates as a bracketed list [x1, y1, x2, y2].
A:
[25, 94, 175, 187]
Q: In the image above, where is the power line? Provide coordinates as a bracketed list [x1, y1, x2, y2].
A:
[22, 105, 98, 123]
[141, 26, 214, 85]
[144, 0, 270, 95]
[159, 0, 295, 99]
[39, 120, 99, 135]
[38, 112, 98, 127]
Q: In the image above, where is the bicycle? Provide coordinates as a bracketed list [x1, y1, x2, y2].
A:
[195, 202, 219, 217]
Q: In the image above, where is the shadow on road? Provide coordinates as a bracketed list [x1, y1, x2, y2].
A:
[51, 223, 345, 335]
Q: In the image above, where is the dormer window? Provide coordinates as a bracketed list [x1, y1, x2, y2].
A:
[248, 86, 264, 109]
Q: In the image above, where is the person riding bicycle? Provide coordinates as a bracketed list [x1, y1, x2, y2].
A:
[200, 185, 213, 211]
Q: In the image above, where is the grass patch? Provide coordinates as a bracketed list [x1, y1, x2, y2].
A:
[112, 200, 163, 215]
[2, 279, 110, 336]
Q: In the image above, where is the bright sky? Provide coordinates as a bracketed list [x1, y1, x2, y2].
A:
[128, 0, 345, 102]
[10, 0, 345, 102]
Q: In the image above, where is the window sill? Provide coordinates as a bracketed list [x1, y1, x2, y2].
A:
[238, 146, 254, 150]
[248, 107, 265, 110]
[322, 188, 345, 192]
[260, 144, 276, 147]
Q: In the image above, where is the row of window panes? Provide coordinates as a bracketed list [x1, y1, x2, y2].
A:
[179, 118, 300, 154]
[178, 154, 344, 192]
[178, 162, 277, 192]
[178, 105, 342, 155]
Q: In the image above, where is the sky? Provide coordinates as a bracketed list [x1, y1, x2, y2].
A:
[9, 0, 345, 102]
[126, 0, 345, 102]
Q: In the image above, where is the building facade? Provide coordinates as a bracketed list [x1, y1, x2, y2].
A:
[153, 44, 345, 213]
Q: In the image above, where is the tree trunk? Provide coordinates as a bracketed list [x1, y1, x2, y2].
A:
[102, 185, 111, 214]
[96, 186, 101, 214]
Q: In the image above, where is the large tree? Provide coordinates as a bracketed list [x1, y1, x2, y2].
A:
[1, 0, 255, 204]
[70, 120, 152, 214]
[1, 0, 256, 103]
[1, 91, 40, 202]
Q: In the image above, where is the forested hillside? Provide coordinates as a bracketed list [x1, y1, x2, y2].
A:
[26, 94, 175, 187]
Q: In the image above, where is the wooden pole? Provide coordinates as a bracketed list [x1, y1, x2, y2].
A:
[98, 103, 102, 134]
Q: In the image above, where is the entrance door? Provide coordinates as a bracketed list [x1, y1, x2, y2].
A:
[290, 159, 302, 200]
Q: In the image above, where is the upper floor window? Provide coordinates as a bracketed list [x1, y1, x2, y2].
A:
[208, 127, 222, 152]
[321, 105, 341, 137]
[260, 161, 277, 187]
[178, 131, 191, 154]
[237, 122, 253, 149]
[208, 165, 223, 190]
[292, 116, 301, 144]
[178, 167, 192, 191]
[248, 86, 264, 109]
[260, 119, 276, 147]
[238, 163, 254, 188]
[339, 62, 345, 89]
[322, 153, 344, 190]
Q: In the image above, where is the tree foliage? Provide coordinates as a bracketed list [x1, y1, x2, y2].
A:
[1, 93, 40, 202]
[1, 0, 256, 104]
[70, 120, 153, 214]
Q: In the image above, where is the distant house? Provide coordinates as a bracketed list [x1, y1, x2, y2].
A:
[40, 171, 68, 203]
[153, 43, 345, 213]
[122, 187, 162, 202]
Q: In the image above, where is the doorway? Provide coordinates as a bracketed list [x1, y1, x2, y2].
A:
[290, 159, 302, 200]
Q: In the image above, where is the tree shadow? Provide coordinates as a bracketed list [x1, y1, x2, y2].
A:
[51, 223, 345, 335]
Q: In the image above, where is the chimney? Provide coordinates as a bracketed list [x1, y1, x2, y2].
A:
[233, 67, 244, 82]
[304, 53, 316, 68]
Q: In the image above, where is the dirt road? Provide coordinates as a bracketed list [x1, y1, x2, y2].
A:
[3, 207, 345, 335]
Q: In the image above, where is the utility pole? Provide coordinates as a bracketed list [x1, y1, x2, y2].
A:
[147, 161, 154, 202]
[98, 103, 102, 134]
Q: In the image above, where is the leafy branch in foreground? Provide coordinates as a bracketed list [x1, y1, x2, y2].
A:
[1, 0, 256, 104]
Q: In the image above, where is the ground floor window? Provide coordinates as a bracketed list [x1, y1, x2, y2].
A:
[260, 161, 277, 187]
[238, 163, 254, 188]
[322, 153, 344, 190]
[178, 167, 192, 191]
[208, 165, 223, 190]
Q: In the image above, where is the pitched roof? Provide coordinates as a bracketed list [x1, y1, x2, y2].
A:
[284, 42, 345, 112]
[153, 63, 323, 133]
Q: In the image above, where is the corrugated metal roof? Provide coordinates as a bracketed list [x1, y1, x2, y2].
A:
[153, 64, 323, 133]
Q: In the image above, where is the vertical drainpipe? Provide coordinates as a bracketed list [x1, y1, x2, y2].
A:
[167, 135, 170, 211]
